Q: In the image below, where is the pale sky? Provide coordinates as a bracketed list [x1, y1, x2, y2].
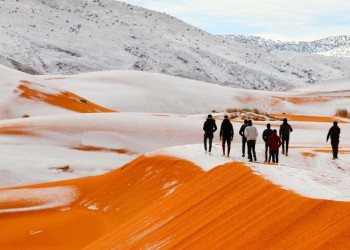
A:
[127, 0, 350, 41]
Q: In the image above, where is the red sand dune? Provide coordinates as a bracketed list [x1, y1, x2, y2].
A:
[2, 156, 350, 249]
[16, 80, 116, 113]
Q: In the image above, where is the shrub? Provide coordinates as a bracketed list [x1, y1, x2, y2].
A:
[335, 109, 349, 118]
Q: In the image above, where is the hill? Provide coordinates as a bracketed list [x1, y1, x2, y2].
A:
[2, 0, 350, 90]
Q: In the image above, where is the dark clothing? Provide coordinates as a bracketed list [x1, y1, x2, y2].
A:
[203, 119, 217, 138]
[204, 135, 213, 152]
[247, 140, 256, 161]
[239, 124, 247, 137]
[264, 142, 269, 162]
[268, 133, 282, 163]
[270, 150, 279, 163]
[239, 124, 248, 156]
[268, 133, 282, 151]
[327, 125, 340, 159]
[281, 136, 289, 153]
[263, 128, 273, 161]
[331, 141, 339, 159]
[242, 137, 247, 156]
[262, 128, 273, 142]
[279, 123, 293, 137]
[222, 137, 231, 156]
[220, 119, 234, 138]
[327, 125, 341, 142]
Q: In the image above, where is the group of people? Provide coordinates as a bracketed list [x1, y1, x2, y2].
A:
[203, 114, 341, 163]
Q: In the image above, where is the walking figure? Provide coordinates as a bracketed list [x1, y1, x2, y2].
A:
[239, 120, 249, 157]
[279, 118, 293, 156]
[220, 115, 234, 157]
[244, 120, 258, 162]
[262, 123, 273, 162]
[327, 121, 341, 160]
[268, 130, 282, 163]
[203, 114, 217, 154]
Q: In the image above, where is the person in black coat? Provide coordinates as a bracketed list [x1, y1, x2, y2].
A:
[279, 118, 293, 156]
[203, 114, 217, 153]
[239, 120, 248, 157]
[220, 115, 234, 157]
[262, 123, 273, 162]
[327, 121, 341, 159]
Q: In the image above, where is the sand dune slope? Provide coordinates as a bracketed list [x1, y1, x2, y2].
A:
[2, 155, 350, 249]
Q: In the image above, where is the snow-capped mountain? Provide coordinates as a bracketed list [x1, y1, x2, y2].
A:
[2, 0, 350, 90]
[224, 35, 350, 56]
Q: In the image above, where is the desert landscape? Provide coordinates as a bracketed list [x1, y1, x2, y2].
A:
[2, 0, 350, 248]
[1, 64, 350, 248]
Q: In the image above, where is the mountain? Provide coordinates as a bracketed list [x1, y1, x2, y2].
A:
[2, 0, 350, 90]
[224, 35, 350, 56]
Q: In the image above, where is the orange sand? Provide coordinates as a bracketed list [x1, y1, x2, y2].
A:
[271, 114, 347, 123]
[44, 77, 67, 80]
[2, 156, 350, 248]
[273, 96, 350, 105]
[314, 149, 350, 154]
[72, 145, 135, 155]
[16, 80, 116, 113]
[152, 114, 170, 117]
[302, 152, 317, 157]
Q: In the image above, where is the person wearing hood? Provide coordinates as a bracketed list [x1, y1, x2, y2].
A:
[220, 115, 234, 157]
[268, 129, 282, 163]
[279, 118, 293, 156]
[262, 123, 273, 162]
[244, 120, 258, 162]
[239, 119, 249, 157]
[327, 121, 341, 160]
[203, 114, 217, 153]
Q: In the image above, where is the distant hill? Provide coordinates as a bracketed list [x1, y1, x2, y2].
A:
[223, 35, 350, 57]
[2, 0, 350, 90]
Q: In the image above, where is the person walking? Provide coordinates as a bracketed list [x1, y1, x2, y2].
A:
[268, 130, 282, 163]
[279, 118, 293, 156]
[239, 120, 249, 157]
[327, 121, 341, 160]
[220, 115, 234, 157]
[262, 123, 273, 162]
[203, 114, 217, 154]
[244, 120, 258, 162]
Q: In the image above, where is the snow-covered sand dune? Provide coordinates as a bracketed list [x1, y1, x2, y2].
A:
[43, 69, 350, 116]
[0, 65, 115, 119]
[1, 67, 350, 248]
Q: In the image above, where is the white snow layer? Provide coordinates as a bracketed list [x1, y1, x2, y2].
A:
[0, 186, 78, 213]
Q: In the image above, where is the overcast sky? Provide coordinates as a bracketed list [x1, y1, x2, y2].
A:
[127, 0, 350, 41]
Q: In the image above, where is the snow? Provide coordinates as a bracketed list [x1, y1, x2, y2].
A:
[0, 186, 78, 213]
[2, 1, 350, 90]
[225, 34, 350, 55]
[0, 65, 76, 119]
[87, 205, 99, 211]
[1, 67, 350, 202]
[44, 70, 350, 116]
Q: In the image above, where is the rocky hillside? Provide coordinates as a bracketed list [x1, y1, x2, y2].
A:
[224, 35, 350, 56]
[2, 0, 350, 90]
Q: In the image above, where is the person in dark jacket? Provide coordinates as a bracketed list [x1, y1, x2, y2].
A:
[239, 120, 249, 157]
[279, 118, 293, 156]
[220, 115, 234, 157]
[203, 114, 217, 153]
[327, 121, 341, 159]
[268, 130, 282, 163]
[262, 123, 273, 162]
